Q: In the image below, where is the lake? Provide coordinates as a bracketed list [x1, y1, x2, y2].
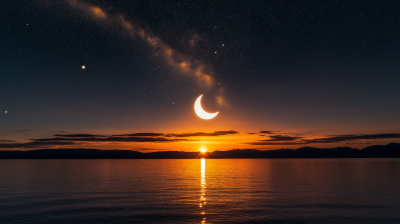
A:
[1, 158, 400, 223]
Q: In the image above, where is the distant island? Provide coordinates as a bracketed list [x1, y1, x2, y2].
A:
[0, 143, 399, 159]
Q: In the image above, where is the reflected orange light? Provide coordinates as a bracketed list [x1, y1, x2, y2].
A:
[200, 158, 206, 218]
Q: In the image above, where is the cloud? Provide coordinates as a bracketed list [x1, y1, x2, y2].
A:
[0, 130, 238, 149]
[112, 133, 164, 137]
[262, 135, 303, 142]
[259, 131, 279, 134]
[247, 133, 400, 145]
[306, 134, 400, 143]
[0, 140, 16, 143]
[0, 141, 77, 149]
[32, 136, 187, 143]
[249, 142, 308, 146]
[54, 134, 107, 138]
[36, 131, 237, 142]
[0, 130, 35, 136]
[165, 130, 238, 137]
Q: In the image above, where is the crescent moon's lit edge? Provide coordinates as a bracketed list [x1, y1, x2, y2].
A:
[194, 95, 219, 119]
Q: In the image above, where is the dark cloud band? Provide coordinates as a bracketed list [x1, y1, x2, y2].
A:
[249, 133, 400, 145]
[0, 130, 238, 149]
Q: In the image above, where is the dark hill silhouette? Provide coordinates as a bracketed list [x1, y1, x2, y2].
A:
[0, 143, 399, 159]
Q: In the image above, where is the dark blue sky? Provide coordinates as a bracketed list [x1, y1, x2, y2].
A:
[1, 0, 400, 151]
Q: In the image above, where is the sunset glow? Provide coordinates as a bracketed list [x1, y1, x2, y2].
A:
[2, 1, 400, 223]
[1, 0, 399, 154]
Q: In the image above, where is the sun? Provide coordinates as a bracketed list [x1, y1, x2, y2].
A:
[200, 148, 206, 153]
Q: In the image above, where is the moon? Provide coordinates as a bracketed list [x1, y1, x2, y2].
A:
[194, 95, 219, 119]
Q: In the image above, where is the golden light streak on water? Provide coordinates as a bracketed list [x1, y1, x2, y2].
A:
[200, 158, 206, 223]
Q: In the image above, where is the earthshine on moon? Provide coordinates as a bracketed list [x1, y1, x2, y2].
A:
[194, 95, 219, 120]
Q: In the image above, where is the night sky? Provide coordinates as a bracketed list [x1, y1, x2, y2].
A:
[1, 0, 400, 152]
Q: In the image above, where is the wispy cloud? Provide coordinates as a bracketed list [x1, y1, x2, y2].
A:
[0, 141, 77, 149]
[0, 130, 238, 149]
[112, 133, 164, 137]
[259, 131, 279, 134]
[248, 133, 400, 145]
[261, 135, 303, 142]
[32, 136, 187, 143]
[1, 130, 35, 136]
[0, 140, 16, 143]
[306, 134, 400, 143]
[165, 130, 238, 137]
[54, 134, 107, 138]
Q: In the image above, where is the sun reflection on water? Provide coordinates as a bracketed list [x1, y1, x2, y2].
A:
[200, 158, 206, 223]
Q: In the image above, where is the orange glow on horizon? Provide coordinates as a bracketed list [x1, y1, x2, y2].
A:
[4, 125, 391, 152]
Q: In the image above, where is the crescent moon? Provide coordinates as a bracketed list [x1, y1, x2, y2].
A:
[194, 95, 219, 119]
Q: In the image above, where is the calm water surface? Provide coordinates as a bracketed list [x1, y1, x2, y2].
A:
[1, 159, 400, 223]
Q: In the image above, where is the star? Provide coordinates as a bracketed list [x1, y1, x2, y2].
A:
[81, 65, 85, 69]
[5, 111, 7, 113]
